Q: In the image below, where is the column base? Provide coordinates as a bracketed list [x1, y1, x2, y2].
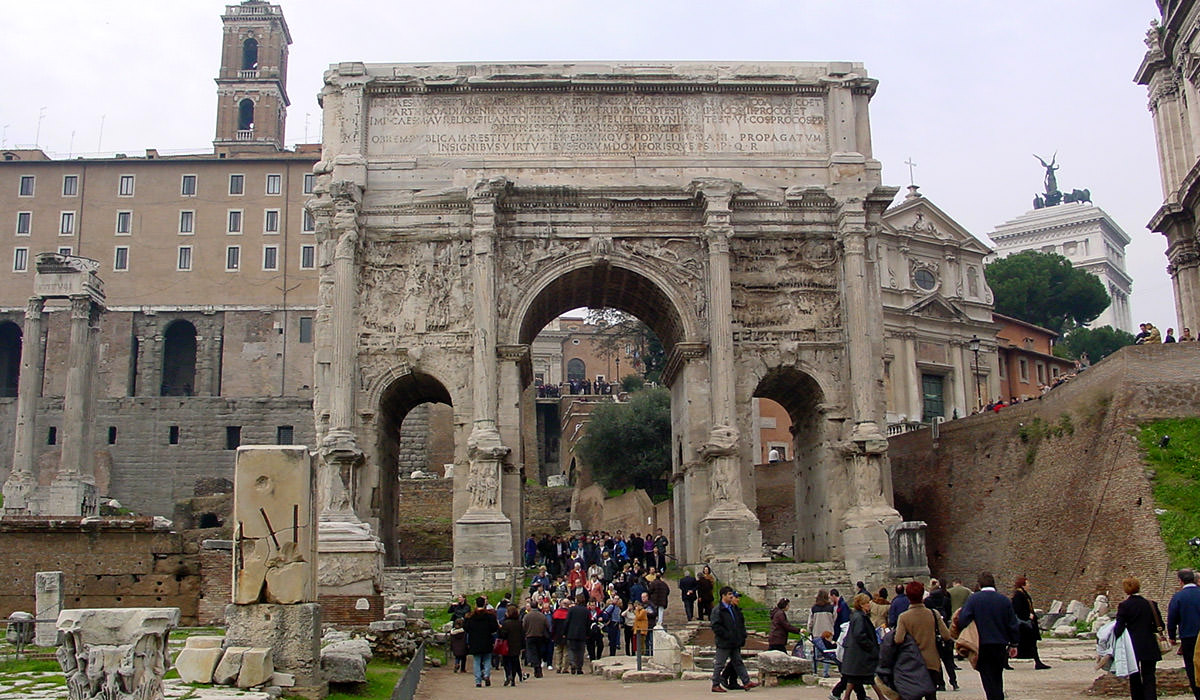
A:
[1, 471, 35, 515]
[841, 505, 902, 585]
[453, 510, 515, 594]
[46, 478, 96, 517]
[317, 519, 384, 597]
[698, 504, 762, 568]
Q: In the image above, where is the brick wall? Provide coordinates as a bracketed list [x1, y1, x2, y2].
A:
[394, 479, 453, 563]
[0, 518, 201, 625]
[320, 594, 385, 626]
[198, 546, 232, 625]
[755, 461, 796, 547]
[889, 343, 1200, 607]
[524, 484, 573, 536]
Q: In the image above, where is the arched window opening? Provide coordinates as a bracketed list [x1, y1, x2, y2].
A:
[161, 320, 197, 396]
[0, 321, 22, 397]
[566, 358, 586, 382]
[237, 99, 255, 132]
[241, 38, 259, 71]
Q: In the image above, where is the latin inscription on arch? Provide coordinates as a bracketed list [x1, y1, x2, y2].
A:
[366, 93, 827, 158]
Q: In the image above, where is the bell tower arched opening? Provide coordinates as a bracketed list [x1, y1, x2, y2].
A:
[376, 371, 452, 565]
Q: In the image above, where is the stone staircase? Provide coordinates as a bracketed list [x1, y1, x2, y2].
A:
[382, 563, 454, 612]
[750, 560, 855, 607]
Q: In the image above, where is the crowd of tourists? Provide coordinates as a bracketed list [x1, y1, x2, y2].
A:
[523, 530, 670, 576]
[535, 378, 619, 398]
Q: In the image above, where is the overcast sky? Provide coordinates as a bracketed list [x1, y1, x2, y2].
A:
[3, 1, 1171, 329]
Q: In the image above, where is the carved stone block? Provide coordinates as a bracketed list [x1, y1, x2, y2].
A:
[55, 607, 180, 700]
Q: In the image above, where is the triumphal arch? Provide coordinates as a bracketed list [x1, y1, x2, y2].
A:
[310, 62, 902, 591]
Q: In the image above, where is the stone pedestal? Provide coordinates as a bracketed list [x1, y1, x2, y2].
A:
[651, 627, 683, 675]
[2, 470, 35, 515]
[225, 602, 326, 699]
[887, 521, 930, 579]
[698, 504, 763, 577]
[56, 607, 179, 700]
[47, 479, 97, 517]
[453, 511, 516, 594]
[34, 571, 64, 646]
[841, 505, 901, 585]
[317, 518, 384, 597]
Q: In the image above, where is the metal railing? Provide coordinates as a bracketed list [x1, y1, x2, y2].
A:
[390, 641, 426, 700]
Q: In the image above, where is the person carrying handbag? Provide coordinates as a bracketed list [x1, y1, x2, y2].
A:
[1114, 576, 1164, 700]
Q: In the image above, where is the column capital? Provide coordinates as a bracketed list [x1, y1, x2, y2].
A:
[25, 296, 44, 319]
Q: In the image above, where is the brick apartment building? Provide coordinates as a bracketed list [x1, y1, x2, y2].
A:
[0, 1, 321, 517]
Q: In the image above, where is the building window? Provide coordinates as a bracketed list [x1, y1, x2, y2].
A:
[266, 174, 282, 195]
[921, 373, 945, 422]
[276, 425, 294, 445]
[18, 176, 34, 197]
[115, 211, 132, 235]
[302, 209, 315, 232]
[59, 211, 75, 235]
[567, 358, 586, 381]
[118, 174, 135, 196]
[298, 316, 313, 343]
[303, 173, 314, 194]
[47, 426, 57, 445]
[13, 247, 28, 272]
[107, 427, 117, 445]
[62, 175, 78, 197]
[226, 426, 242, 450]
[227, 210, 242, 233]
[179, 210, 194, 234]
[262, 245, 278, 270]
[113, 246, 129, 271]
[1036, 362, 1045, 385]
[264, 209, 280, 233]
[168, 425, 180, 445]
[57, 246, 72, 256]
[229, 174, 244, 195]
[177, 246, 193, 271]
[998, 355, 1006, 379]
[161, 320, 197, 396]
[181, 174, 197, 196]
[15, 212, 31, 236]
[226, 245, 241, 271]
[1051, 366, 1060, 379]
[1018, 358, 1029, 382]
[300, 244, 315, 269]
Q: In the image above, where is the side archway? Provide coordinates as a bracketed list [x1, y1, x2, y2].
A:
[0, 321, 21, 397]
[375, 370, 453, 565]
[161, 320, 197, 396]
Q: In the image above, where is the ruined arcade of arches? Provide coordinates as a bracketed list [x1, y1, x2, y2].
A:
[310, 62, 904, 591]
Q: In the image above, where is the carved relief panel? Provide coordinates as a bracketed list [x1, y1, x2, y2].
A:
[358, 237, 472, 348]
[729, 237, 841, 330]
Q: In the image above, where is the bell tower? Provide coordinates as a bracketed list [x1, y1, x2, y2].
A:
[214, 0, 291, 154]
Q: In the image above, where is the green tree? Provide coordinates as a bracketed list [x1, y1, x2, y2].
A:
[584, 309, 666, 383]
[575, 387, 671, 490]
[984, 251, 1110, 334]
[1053, 325, 1136, 362]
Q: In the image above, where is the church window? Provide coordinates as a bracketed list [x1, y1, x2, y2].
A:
[266, 174, 281, 195]
[237, 99, 255, 132]
[13, 248, 27, 272]
[16, 212, 31, 235]
[161, 320, 197, 396]
[18, 176, 34, 197]
[118, 175, 135, 196]
[913, 267, 936, 291]
[241, 37, 259, 71]
[62, 175, 78, 196]
[181, 174, 197, 196]
[228, 174, 244, 195]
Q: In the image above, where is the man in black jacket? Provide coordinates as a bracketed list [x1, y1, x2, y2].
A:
[564, 594, 592, 674]
[679, 569, 699, 621]
[710, 587, 758, 692]
[958, 572, 1020, 700]
[464, 597, 500, 687]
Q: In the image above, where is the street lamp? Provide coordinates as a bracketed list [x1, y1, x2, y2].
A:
[969, 335, 982, 411]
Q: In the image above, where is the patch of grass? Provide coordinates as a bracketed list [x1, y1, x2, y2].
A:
[1140, 418, 1200, 569]
[169, 626, 224, 640]
[735, 593, 772, 635]
[325, 659, 407, 700]
[0, 657, 62, 674]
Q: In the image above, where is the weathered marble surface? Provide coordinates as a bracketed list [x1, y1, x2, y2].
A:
[55, 607, 179, 700]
